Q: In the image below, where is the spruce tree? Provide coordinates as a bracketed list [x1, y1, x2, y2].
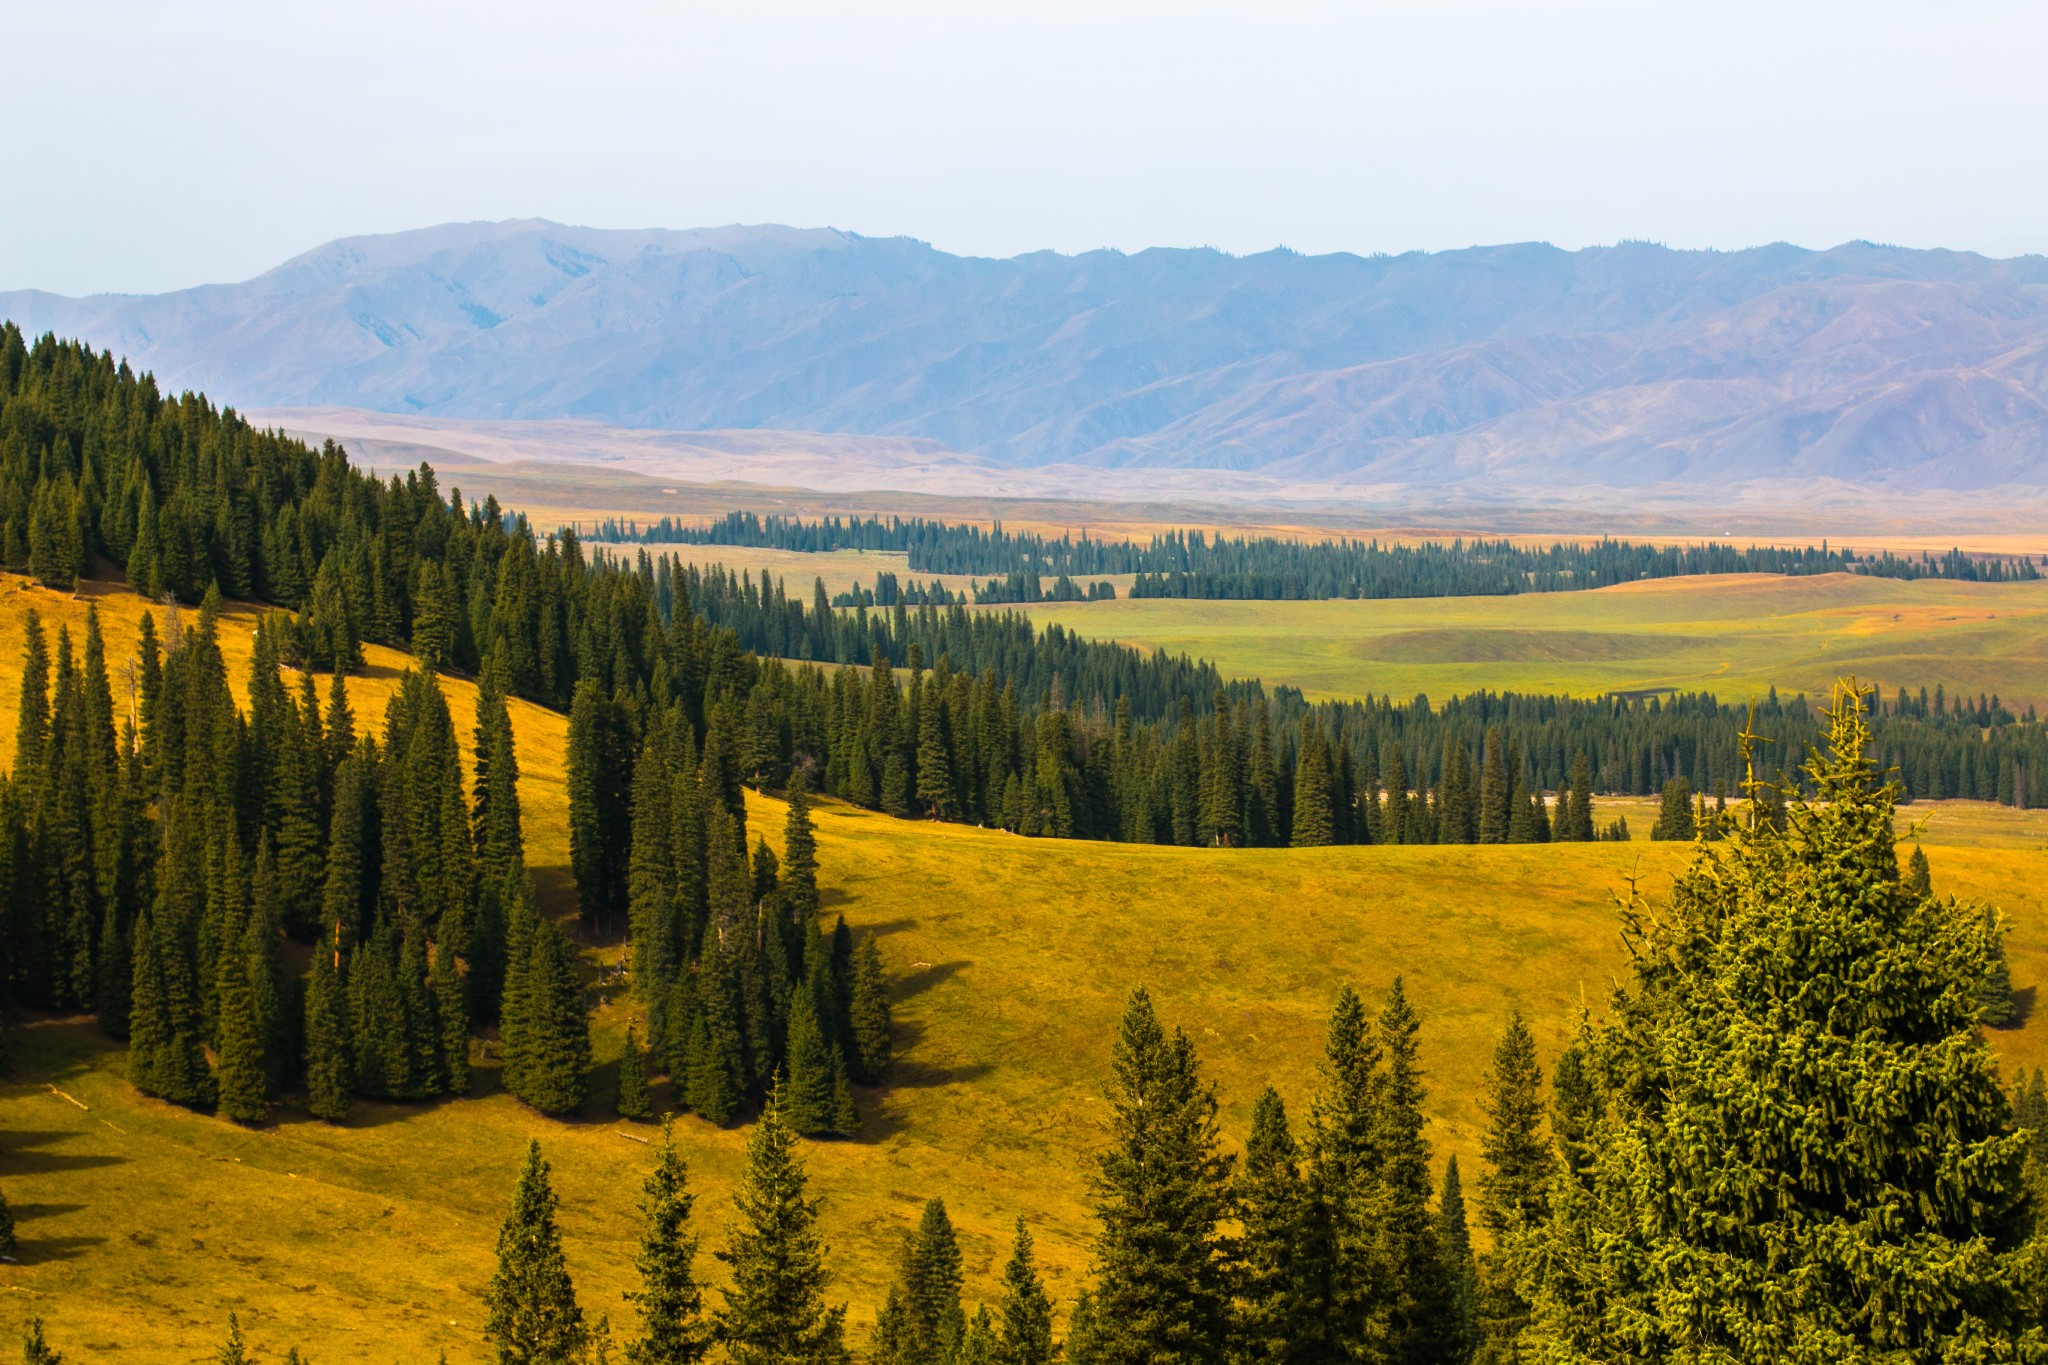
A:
[1233, 1086, 1309, 1365]
[486, 1141, 587, 1365]
[1368, 979, 1448, 1365]
[782, 773, 820, 927]
[712, 1088, 851, 1365]
[1437, 1158, 1481, 1365]
[216, 1314, 249, 1365]
[625, 1117, 710, 1365]
[1477, 727, 1508, 844]
[848, 933, 892, 1085]
[1979, 905, 2021, 1028]
[1905, 843, 1933, 898]
[995, 1220, 1055, 1365]
[1290, 730, 1335, 848]
[514, 920, 593, 1116]
[896, 1198, 967, 1365]
[687, 937, 747, 1125]
[1528, 686, 2042, 1357]
[617, 1025, 654, 1122]
[303, 935, 353, 1123]
[434, 928, 472, 1093]
[1565, 752, 1595, 842]
[782, 990, 856, 1137]
[1474, 1011, 1552, 1362]
[214, 924, 269, 1125]
[1085, 988, 1233, 1365]
[20, 1316, 59, 1365]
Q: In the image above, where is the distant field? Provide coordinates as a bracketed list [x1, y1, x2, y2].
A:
[3, 576, 2047, 1362]
[1004, 572, 2048, 709]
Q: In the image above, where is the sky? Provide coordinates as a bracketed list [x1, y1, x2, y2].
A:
[4, 0, 2045, 296]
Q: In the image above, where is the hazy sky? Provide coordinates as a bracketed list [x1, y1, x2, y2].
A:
[5, 0, 2044, 295]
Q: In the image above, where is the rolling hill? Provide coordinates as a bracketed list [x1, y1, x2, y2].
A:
[8, 223, 2048, 492]
[0, 573, 2044, 1361]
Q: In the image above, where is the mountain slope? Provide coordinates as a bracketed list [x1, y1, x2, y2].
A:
[8, 222, 2048, 487]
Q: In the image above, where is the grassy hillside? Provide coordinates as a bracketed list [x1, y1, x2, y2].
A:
[1, 575, 2044, 1362]
[1006, 572, 2048, 709]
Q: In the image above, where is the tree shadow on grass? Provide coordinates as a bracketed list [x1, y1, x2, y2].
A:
[9, 1233, 103, 1264]
[0, 1130, 126, 1175]
[2011, 986, 2036, 1029]
[892, 960, 967, 1002]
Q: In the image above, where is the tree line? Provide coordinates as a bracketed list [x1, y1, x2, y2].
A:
[581, 509, 2042, 599]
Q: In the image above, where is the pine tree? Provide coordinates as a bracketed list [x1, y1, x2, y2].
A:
[1368, 978, 1447, 1365]
[214, 1314, 249, 1365]
[712, 1088, 851, 1365]
[1978, 903, 2021, 1028]
[128, 907, 212, 1106]
[1528, 685, 2042, 1357]
[1085, 988, 1232, 1365]
[1474, 1011, 1552, 1362]
[1233, 1086, 1309, 1365]
[1905, 843, 1933, 898]
[214, 922, 269, 1125]
[617, 1025, 655, 1122]
[783, 772, 820, 927]
[782, 989, 856, 1137]
[957, 1307, 1000, 1365]
[1477, 727, 1508, 844]
[995, 1220, 1055, 1365]
[303, 934, 353, 1123]
[625, 1117, 710, 1365]
[514, 920, 593, 1116]
[687, 937, 747, 1125]
[848, 933, 892, 1085]
[1650, 775, 1695, 840]
[20, 1316, 60, 1365]
[486, 1141, 587, 1365]
[434, 928, 472, 1093]
[1564, 752, 1595, 842]
[1437, 1158, 1480, 1365]
[1301, 986, 1378, 1363]
[896, 1198, 967, 1365]
[1290, 729, 1335, 848]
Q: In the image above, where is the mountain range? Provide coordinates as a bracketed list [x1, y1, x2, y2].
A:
[7, 219, 2048, 491]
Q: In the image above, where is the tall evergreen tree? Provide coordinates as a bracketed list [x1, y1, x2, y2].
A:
[486, 1141, 587, 1365]
[894, 1198, 968, 1365]
[1233, 1086, 1310, 1365]
[848, 933, 892, 1085]
[1368, 978, 1448, 1365]
[512, 920, 593, 1116]
[712, 1088, 850, 1365]
[1437, 1158, 1481, 1365]
[213, 920, 269, 1125]
[782, 988, 856, 1137]
[1085, 988, 1233, 1365]
[617, 1024, 654, 1121]
[995, 1220, 1055, 1365]
[303, 934, 352, 1123]
[1474, 1011, 1552, 1363]
[625, 1117, 710, 1365]
[1529, 686, 2042, 1358]
[568, 680, 634, 935]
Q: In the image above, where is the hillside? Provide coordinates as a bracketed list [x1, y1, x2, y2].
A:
[1, 575, 2045, 1361]
[9, 223, 2048, 490]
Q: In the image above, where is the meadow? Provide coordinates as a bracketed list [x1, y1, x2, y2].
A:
[1005, 572, 2048, 710]
[1, 576, 2045, 1362]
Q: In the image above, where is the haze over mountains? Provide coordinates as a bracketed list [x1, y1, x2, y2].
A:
[7, 218, 2048, 494]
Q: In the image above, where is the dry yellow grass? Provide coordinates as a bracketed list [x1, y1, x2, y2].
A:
[0, 576, 2044, 1361]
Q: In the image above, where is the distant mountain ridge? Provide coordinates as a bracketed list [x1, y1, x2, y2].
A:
[7, 219, 2048, 489]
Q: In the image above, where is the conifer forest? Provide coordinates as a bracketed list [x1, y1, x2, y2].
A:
[1, 319, 2047, 1365]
